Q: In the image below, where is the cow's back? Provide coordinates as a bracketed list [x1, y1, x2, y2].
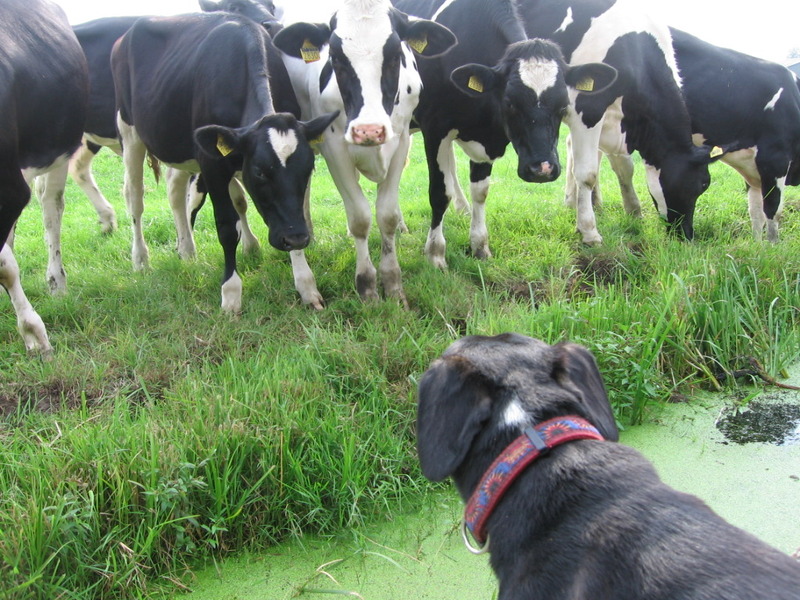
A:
[0, 0, 88, 169]
[113, 13, 274, 163]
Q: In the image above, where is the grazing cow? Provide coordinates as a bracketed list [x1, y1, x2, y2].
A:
[111, 13, 337, 313]
[0, 0, 88, 353]
[592, 29, 800, 242]
[406, 0, 728, 248]
[512, 0, 732, 243]
[273, 0, 457, 306]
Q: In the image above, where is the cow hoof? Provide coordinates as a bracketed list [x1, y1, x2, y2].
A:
[472, 246, 492, 260]
[303, 293, 325, 311]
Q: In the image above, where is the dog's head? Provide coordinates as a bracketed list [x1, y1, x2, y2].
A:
[416, 333, 619, 487]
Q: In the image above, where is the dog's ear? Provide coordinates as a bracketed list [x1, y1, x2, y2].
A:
[552, 342, 619, 441]
[417, 355, 493, 481]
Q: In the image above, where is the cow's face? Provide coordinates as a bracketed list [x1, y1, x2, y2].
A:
[646, 146, 724, 240]
[194, 111, 339, 251]
[274, 2, 456, 147]
[451, 40, 617, 183]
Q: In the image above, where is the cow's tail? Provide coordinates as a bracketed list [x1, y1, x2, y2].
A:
[146, 151, 162, 184]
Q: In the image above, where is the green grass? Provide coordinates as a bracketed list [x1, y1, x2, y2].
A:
[2, 138, 800, 598]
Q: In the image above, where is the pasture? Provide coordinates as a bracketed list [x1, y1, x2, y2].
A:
[2, 138, 800, 598]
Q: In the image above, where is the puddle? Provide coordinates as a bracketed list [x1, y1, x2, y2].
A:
[717, 400, 800, 445]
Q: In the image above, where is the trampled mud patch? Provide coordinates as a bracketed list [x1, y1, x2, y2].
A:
[716, 400, 800, 445]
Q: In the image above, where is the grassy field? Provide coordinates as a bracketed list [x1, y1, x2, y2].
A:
[2, 137, 800, 598]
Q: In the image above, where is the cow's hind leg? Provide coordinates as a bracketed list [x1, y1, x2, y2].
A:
[69, 139, 117, 233]
[117, 115, 150, 270]
[0, 243, 51, 354]
[36, 161, 70, 294]
[166, 168, 197, 259]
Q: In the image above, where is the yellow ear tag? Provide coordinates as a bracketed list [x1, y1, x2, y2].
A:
[216, 135, 234, 157]
[310, 134, 324, 146]
[468, 75, 484, 93]
[408, 35, 428, 54]
[300, 39, 321, 63]
[575, 77, 595, 92]
[710, 146, 724, 158]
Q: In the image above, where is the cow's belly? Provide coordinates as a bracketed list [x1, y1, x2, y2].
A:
[164, 159, 201, 173]
[455, 138, 494, 164]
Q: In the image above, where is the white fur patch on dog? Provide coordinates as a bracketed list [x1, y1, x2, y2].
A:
[518, 58, 560, 97]
[268, 128, 299, 167]
[502, 399, 529, 428]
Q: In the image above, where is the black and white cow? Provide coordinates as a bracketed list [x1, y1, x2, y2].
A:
[273, 0, 456, 306]
[513, 0, 731, 243]
[0, 0, 88, 353]
[111, 12, 337, 313]
[593, 29, 800, 242]
[392, 0, 529, 267]
[36, 0, 283, 296]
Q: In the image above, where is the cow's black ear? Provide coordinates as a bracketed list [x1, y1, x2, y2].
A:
[564, 62, 618, 95]
[396, 14, 457, 58]
[417, 355, 493, 481]
[197, 0, 219, 12]
[450, 63, 500, 98]
[551, 342, 619, 441]
[194, 125, 242, 159]
[272, 22, 331, 62]
[299, 110, 340, 143]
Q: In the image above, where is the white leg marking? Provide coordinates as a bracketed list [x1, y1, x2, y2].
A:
[470, 176, 491, 259]
[37, 161, 69, 294]
[220, 270, 243, 314]
[166, 168, 197, 260]
[290, 249, 323, 309]
[645, 164, 668, 218]
[425, 223, 447, 270]
[69, 139, 117, 233]
[0, 244, 52, 354]
[565, 109, 604, 245]
[117, 113, 150, 270]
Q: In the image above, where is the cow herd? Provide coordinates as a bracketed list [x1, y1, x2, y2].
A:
[1, 0, 799, 354]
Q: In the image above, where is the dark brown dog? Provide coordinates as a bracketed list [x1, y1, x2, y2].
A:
[417, 333, 800, 600]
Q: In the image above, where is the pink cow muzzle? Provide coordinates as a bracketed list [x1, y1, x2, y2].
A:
[350, 124, 387, 146]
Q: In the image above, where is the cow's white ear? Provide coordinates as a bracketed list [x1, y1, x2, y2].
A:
[194, 125, 242, 159]
[197, 0, 220, 12]
[450, 64, 499, 97]
[565, 62, 618, 95]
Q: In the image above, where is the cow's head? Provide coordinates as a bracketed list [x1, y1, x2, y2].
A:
[198, 0, 279, 30]
[274, 1, 456, 146]
[451, 39, 617, 183]
[194, 111, 339, 251]
[646, 144, 735, 240]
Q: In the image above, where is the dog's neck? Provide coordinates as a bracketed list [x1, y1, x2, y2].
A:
[463, 415, 604, 547]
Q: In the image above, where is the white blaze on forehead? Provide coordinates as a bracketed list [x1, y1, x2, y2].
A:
[519, 58, 560, 97]
[764, 87, 783, 111]
[268, 128, 298, 167]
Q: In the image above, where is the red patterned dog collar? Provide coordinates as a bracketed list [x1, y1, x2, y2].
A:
[463, 415, 604, 548]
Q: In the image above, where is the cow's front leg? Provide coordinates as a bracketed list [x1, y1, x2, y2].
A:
[757, 159, 787, 243]
[203, 172, 243, 314]
[440, 134, 470, 214]
[322, 144, 379, 301]
[117, 116, 150, 270]
[0, 243, 52, 355]
[565, 116, 604, 245]
[229, 177, 260, 254]
[375, 134, 411, 308]
[424, 132, 453, 269]
[468, 161, 492, 259]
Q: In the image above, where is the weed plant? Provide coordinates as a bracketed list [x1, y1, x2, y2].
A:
[2, 138, 800, 598]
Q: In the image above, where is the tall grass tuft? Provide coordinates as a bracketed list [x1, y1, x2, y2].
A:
[1, 139, 800, 598]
